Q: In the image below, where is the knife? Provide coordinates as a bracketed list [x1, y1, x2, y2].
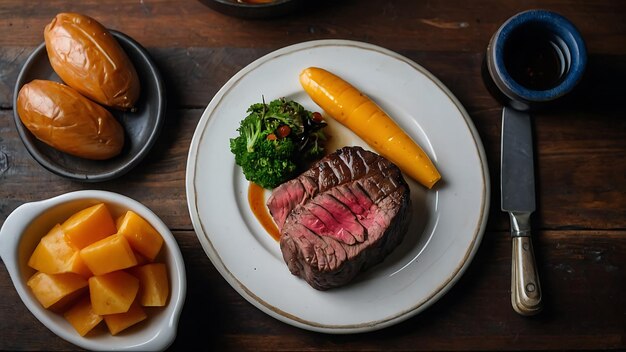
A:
[501, 106, 543, 315]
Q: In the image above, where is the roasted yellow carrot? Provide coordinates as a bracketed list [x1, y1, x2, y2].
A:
[299, 67, 441, 189]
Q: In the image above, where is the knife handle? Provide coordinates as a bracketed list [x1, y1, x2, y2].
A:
[511, 235, 542, 315]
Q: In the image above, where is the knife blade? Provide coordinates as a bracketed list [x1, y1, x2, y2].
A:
[500, 106, 543, 315]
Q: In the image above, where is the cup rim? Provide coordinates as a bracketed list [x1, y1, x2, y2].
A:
[489, 9, 587, 103]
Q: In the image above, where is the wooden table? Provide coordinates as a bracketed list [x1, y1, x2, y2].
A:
[1, 1, 624, 350]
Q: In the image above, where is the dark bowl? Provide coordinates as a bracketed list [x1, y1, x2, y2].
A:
[199, 0, 302, 19]
[13, 30, 166, 182]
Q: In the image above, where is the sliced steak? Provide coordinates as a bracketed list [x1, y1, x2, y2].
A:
[267, 146, 411, 290]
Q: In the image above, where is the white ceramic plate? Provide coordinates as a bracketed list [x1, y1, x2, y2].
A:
[186, 39, 489, 334]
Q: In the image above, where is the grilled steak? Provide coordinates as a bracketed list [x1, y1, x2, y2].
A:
[267, 146, 411, 290]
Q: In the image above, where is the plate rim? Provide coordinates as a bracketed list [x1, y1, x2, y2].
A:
[186, 39, 490, 333]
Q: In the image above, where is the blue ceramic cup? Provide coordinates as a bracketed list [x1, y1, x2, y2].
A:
[485, 10, 587, 111]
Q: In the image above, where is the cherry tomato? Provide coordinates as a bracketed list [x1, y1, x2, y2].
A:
[277, 125, 291, 138]
[312, 112, 323, 122]
[266, 133, 277, 141]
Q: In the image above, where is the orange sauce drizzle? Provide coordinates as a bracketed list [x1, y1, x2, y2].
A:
[248, 182, 280, 241]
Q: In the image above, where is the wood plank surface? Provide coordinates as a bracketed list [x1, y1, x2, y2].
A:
[0, 0, 624, 350]
[1, 0, 625, 54]
[0, 230, 623, 351]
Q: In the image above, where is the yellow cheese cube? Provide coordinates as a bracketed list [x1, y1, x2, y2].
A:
[89, 271, 139, 315]
[80, 234, 137, 275]
[62, 203, 117, 249]
[28, 224, 92, 278]
[128, 263, 169, 307]
[27, 272, 88, 312]
[117, 211, 164, 260]
[64, 296, 103, 336]
[103, 301, 147, 335]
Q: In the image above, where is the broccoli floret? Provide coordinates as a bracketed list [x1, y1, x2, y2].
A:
[240, 113, 262, 153]
[230, 136, 297, 189]
[230, 98, 327, 189]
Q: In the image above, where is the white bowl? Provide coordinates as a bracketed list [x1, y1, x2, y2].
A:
[0, 190, 186, 351]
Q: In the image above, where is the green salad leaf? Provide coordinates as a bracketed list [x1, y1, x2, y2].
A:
[230, 98, 327, 189]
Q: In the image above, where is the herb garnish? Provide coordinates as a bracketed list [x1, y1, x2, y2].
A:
[230, 98, 327, 189]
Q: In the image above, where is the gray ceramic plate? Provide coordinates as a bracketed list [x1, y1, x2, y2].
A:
[13, 30, 165, 182]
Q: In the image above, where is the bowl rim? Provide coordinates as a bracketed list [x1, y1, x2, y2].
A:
[12, 30, 166, 182]
[0, 190, 186, 351]
[210, 0, 293, 7]
[198, 0, 302, 18]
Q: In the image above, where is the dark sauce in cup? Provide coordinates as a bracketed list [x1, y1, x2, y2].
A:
[503, 26, 571, 91]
